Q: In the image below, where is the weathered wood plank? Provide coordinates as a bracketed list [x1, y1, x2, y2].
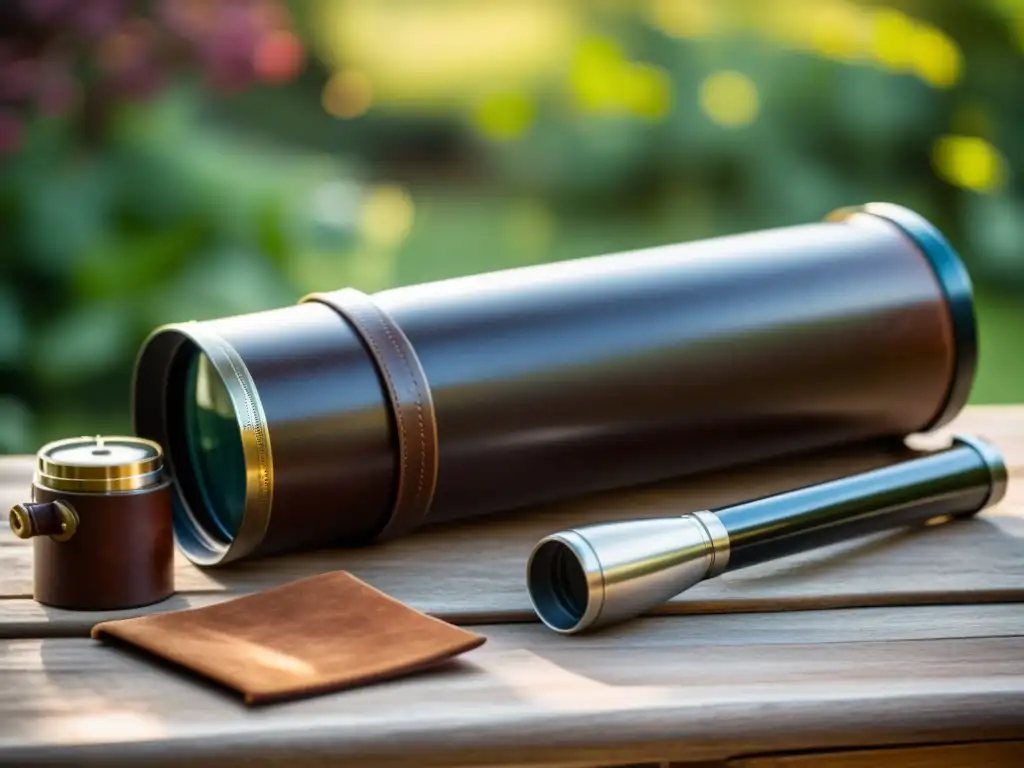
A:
[2, 406, 1022, 629]
[5, 596, 1024, 645]
[3, 515, 1024, 638]
[728, 741, 1024, 767]
[1, 619, 1023, 767]
[475, 603, 1024, 648]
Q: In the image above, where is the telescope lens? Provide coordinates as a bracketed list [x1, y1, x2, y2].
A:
[527, 539, 590, 632]
[182, 350, 246, 542]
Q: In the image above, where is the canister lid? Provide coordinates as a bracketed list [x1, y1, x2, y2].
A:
[36, 436, 165, 493]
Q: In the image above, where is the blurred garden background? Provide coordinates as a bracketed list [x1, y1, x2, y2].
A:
[0, 0, 1022, 454]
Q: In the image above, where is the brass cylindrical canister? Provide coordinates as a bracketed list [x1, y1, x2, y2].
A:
[9, 436, 175, 610]
[132, 202, 976, 566]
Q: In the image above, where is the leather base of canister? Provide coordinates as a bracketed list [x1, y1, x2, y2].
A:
[31, 482, 175, 611]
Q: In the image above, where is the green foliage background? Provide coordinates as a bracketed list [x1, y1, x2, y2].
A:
[1, 0, 1022, 454]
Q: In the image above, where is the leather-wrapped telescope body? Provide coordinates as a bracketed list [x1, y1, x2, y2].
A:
[132, 202, 976, 566]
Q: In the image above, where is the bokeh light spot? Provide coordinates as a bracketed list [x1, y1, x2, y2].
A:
[568, 36, 669, 120]
[932, 135, 1008, 193]
[871, 8, 916, 71]
[808, 1, 871, 61]
[250, 0, 291, 31]
[569, 36, 627, 113]
[624, 63, 672, 120]
[313, 0, 577, 109]
[910, 26, 962, 88]
[322, 70, 373, 119]
[472, 93, 536, 141]
[97, 20, 152, 75]
[310, 179, 363, 237]
[647, 0, 715, 39]
[360, 185, 415, 249]
[699, 70, 759, 128]
[163, 0, 217, 35]
[255, 30, 305, 84]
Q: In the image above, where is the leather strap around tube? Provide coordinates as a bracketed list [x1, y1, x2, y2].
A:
[300, 288, 439, 541]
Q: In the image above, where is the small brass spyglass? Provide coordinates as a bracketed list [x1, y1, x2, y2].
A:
[527, 435, 1008, 634]
[9, 435, 175, 611]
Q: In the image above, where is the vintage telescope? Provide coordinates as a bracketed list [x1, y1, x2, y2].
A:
[132, 202, 976, 566]
[527, 435, 1008, 633]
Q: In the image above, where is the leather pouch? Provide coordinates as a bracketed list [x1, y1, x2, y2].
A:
[91, 571, 486, 705]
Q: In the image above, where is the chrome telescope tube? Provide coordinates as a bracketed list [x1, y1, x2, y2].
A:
[526, 435, 1008, 634]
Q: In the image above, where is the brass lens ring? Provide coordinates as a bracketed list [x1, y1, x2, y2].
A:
[134, 323, 274, 566]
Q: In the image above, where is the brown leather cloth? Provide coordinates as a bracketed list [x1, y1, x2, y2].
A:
[90, 571, 486, 705]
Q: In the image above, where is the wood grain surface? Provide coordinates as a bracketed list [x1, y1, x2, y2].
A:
[1, 405, 1023, 767]
[2, 608, 1024, 767]
[2, 406, 1024, 636]
[728, 741, 1024, 768]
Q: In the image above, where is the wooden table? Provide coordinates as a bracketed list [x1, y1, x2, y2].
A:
[2, 406, 1024, 767]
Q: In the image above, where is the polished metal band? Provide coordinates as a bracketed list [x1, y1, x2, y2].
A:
[183, 325, 274, 563]
[827, 202, 978, 432]
[35, 436, 165, 493]
[301, 288, 439, 541]
[953, 434, 1009, 511]
[133, 322, 275, 565]
[691, 510, 731, 577]
[536, 529, 607, 634]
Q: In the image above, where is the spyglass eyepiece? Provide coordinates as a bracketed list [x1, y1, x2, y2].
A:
[133, 203, 978, 566]
[528, 538, 594, 632]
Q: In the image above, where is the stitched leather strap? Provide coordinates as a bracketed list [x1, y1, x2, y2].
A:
[300, 288, 439, 541]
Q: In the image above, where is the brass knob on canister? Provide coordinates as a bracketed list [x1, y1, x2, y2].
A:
[9, 500, 79, 541]
[15, 435, 175, 611]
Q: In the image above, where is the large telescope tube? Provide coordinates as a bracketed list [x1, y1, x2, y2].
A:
[132, 203, 976, 566]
